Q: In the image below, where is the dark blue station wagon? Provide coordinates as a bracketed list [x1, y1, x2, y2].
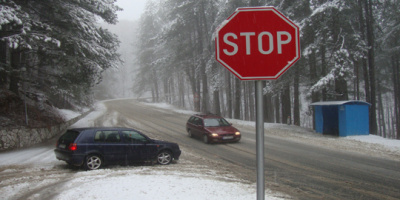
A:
[54, 127, 181, 170]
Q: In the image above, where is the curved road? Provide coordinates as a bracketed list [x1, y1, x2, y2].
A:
[100, 99, 400, 200]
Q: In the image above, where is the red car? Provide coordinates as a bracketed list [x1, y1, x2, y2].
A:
[186, 114, 241, 144]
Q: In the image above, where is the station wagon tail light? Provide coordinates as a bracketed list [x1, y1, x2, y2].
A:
[68, 143, 77, 151]
[235, 132, 241, 136]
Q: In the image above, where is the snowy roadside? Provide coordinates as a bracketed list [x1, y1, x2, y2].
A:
[229, 120, 400, 162]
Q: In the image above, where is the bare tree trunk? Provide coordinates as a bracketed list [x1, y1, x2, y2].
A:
[377, 81, 386, 137]
[213, 89, 221, 116]
[179, 72, 185, 108]
[263, 81, 274, 122]
[294, 66, 300, 126]
[151, 88, 155, 103]
[265, 92, 274, 122]
[248, 82, 255, 121]
[310, 50, 319, 102]
[194, 8, 209, 114]
[186, 81, 193, 110]
[281, 83, 291, 124]
[354, 59, 360, 100]
[200, 63, 208, 113]
[163, 77, 169, 103]
[358, 0, 371, 103]
[226, 71, 232, 118]
[244, 82, 249, 121]
[0, 40, 8, 88]
[275, 95, 280, 123]
[185, 62, 199, 112]
[171, 76, 176, 105]
[392, 56, 400, 139]
[364, 0, 377, 135]
[219, 74, 226, 116]
[234, 77, 241, 119]
[387, 106, 393, 138]
[320, 45, 327, 101]
[196, 77, 201, 112]
[152, 71, 159, 103]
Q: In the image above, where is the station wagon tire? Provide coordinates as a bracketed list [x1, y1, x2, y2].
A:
[85, 154, 103, 170]
[203, 135, 209, 144]
[157, 151, 172, 165]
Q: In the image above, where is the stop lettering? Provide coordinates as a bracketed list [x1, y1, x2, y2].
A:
[215, 7, 300, 80]
[223, 31, 292, 55]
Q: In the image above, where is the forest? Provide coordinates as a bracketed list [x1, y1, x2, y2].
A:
[0, 0, 121, 127]
[135, 0, 400, 139]
[0, 0, 399, 139]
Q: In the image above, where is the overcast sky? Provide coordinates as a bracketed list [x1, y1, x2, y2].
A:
[115, 0, 147, 21]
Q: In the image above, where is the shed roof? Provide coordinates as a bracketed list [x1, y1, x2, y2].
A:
[310, 100, 371, 106]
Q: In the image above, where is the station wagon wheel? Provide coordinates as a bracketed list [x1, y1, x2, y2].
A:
[157, 151, 172, 165]
[203, 135, 209, 144]
[85, 154, 103, 170]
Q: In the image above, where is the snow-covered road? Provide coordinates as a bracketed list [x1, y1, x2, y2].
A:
[1, 100, 399, 200]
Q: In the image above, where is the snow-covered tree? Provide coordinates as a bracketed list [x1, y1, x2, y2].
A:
[0, 0, 121, 108]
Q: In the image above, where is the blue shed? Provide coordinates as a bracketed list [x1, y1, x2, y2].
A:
[310, 101, 371, 137]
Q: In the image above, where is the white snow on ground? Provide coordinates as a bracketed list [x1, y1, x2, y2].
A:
[346, 135, 400, 150]
[56, 167, 283, 200]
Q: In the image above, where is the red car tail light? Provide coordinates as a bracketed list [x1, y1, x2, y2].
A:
[68, 143, 77, 151]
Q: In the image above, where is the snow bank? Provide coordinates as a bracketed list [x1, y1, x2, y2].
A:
[56, 167, 285, 200]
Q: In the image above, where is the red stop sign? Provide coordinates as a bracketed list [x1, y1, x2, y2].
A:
[215, 7, 300, 80]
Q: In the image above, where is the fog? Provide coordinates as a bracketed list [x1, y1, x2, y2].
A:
[94, 20, 140, 100]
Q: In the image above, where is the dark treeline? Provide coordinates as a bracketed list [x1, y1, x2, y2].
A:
[135, 0, 400, 139]
[0, 0, 121, 110]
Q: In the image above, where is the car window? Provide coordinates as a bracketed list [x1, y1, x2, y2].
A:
[204, 118, 230, 127]
[188, 116, 195, 123]
[94, 131, 120, 143]
[59, 130, 80, 143]
[122, 130, 148, 143]
[193, 117, 203, 126]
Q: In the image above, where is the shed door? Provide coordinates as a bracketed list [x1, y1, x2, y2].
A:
[322, 106, 339, 136]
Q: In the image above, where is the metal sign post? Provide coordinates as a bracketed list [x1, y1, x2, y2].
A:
[215, 7, 300, 200]
[255, 80, 265, 200]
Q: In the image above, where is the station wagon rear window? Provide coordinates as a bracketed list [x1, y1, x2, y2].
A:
[59, 130, 80, 143]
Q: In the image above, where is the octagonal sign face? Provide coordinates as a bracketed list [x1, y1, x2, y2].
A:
[215, 7, 300, 80]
